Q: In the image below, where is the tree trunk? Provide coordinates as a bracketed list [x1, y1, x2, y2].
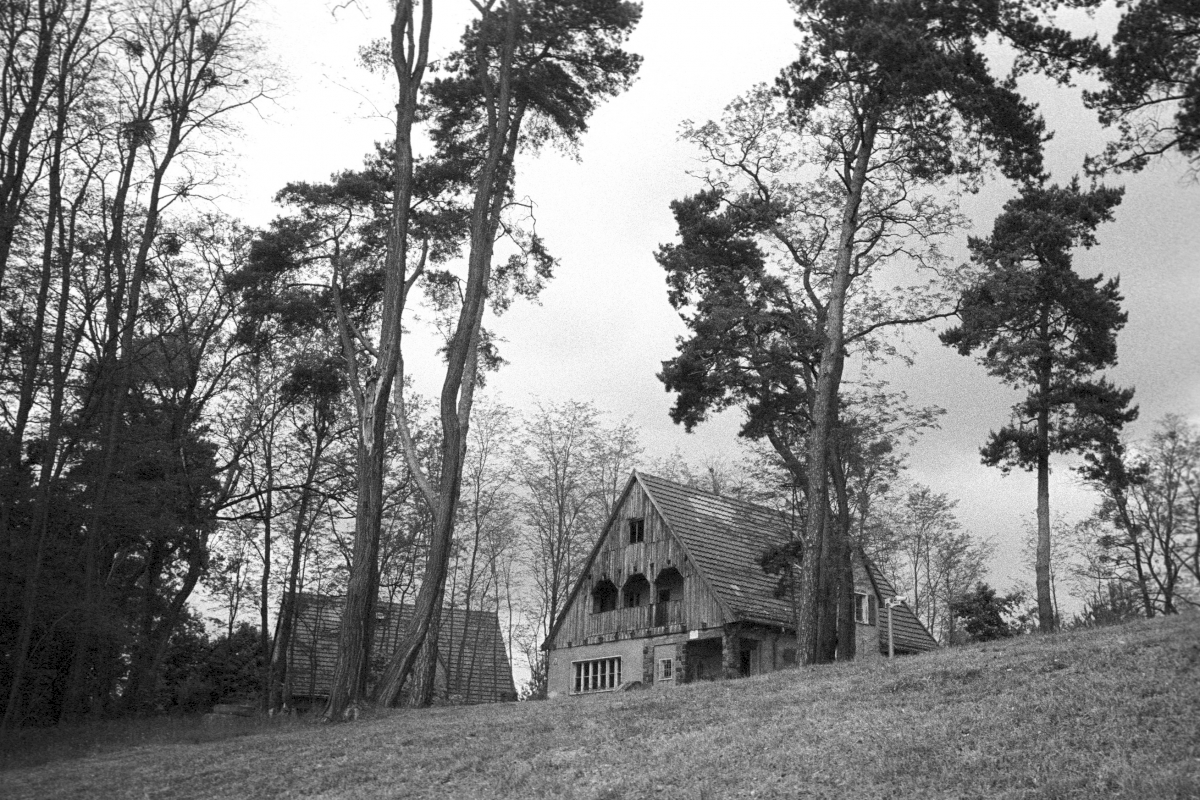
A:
[375, 6, 522, 708]
[258, 440, 274, 710]
[322, 386, 387, 721]
[830, 431, 855, 661]
[1035, 312, 1055, 633]
[798, 111, 877, 664]
[319, 0, 430, 722]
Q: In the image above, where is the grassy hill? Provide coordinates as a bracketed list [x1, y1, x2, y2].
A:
[3, 613, 1198, 799]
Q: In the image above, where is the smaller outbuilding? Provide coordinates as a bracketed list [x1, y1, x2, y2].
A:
[543, 471, 937, 697]
[288, 593, 517, 706]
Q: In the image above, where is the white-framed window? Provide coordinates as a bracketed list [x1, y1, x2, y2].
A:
[573, 657, 621, 694]
[659, 658, 674, 681]
[854, 592, 877, 625]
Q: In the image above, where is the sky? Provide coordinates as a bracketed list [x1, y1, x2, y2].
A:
[223, 0, 1200, 601]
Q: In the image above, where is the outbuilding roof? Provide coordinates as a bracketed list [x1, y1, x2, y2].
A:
[289, 593, 516, 704]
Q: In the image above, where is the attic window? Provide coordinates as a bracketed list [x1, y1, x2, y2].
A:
[854, 592, 877, 625]
[628, 518, 645, 544]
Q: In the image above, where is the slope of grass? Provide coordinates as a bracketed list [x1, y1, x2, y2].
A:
[2, 613, 1198, 800]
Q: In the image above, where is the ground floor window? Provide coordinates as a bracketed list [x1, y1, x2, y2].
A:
[659, 658, 673, 681]
[573, 657, 621, 693]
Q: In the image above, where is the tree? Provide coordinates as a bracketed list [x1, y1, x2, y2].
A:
[943, 180, 1137, 632]
[1083, 414, 1200, 616]
[658, 0, 1050, 665]
[512, 399, 640, 697]
[373, 0, 641, 710]
[55, 0, 271, 720]
[951, 583, 1026, 642]
[1082, 0, 1200, 174]
[443, 396, 519, 704]
[883, 485, 992, 643]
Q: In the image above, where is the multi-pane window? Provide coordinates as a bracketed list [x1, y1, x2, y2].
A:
[854, 592, 877, 625]
[573, 657, 621, 693]
[628, 518, 645, 544]
[659, 658, 674, 681]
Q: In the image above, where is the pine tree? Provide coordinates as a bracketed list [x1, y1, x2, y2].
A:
[942, 180, 1138, 632]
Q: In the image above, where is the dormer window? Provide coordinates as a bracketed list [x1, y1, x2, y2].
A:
[628, 518, 645, 544]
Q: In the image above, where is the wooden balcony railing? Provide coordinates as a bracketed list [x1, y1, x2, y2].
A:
[586, 600, 683, 637]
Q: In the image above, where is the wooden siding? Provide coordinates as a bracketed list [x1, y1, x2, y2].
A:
[289, 594, 516, 704]
[550, 481, 725, 648]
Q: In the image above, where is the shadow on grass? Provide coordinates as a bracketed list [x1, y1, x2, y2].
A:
[0, 711, 312, 772]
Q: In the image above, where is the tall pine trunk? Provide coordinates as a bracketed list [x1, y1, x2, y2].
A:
[374, 7, 522, 708]
[319, 0, 430, 722]
[323, 386, 387, 719]
[1035, 310, 1055, 632]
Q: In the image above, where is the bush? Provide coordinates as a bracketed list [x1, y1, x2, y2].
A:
[951, 583, 1027, 642]
[157, 617, 262, 713]
[1070, 580, 1143, 629]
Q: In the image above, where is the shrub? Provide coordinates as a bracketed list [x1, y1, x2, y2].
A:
[951, 583, 1026, 642]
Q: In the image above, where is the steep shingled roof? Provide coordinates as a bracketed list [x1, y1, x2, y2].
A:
[289, 594, 516, 705]
[637, 471, 937, 654]
[636, 472, 796, 627]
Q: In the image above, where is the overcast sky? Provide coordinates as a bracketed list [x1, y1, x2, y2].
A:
[226, 1, 1200, 598]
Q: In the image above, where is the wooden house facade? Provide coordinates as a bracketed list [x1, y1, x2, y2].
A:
[289, 593, 517, 706]
[543, 472, 937, 697]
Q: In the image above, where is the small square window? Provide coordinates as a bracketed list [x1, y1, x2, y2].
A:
[628, 518, 645, 544]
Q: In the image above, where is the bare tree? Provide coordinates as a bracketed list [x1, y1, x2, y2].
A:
[1085, 415, 1200, 616]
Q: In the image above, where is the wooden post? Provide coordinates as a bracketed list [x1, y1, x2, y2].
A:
[887, 601, 895, 659]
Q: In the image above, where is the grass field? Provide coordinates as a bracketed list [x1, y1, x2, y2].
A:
[2, 612, 1197, 799]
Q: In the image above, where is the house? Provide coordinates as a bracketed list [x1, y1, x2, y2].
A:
[288, 593, 517, 705]
[543, 471, 937, 697]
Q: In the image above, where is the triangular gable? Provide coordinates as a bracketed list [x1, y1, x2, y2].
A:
[542, 472, 644, 649]
[543, 470, 738, 648]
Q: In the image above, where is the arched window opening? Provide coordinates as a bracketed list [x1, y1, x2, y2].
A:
[622, 573, 650, 608]
[592, 578, 618, 614]
[654, 567, 685, 626]
[654, 567, 684, 603]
